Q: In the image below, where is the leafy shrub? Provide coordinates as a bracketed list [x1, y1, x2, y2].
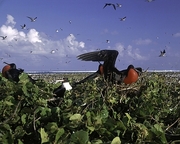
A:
[0, 72, 180, 144]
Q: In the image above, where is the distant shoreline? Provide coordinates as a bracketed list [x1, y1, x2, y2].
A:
[26, 70, 180, 74]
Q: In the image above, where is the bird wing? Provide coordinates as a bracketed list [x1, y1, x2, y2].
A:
[103, 3, 108, 9]
[27, 16, 33, 21]
[77, 49, 118, 63]
[112, 4, 116, 10]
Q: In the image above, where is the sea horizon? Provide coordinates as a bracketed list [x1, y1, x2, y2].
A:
[25, 69, 180, 74]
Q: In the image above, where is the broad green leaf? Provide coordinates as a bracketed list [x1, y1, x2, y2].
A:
[39, 128, 49, 143]
[100, 109, 109, 119]
[18, 139, 23, 144]
[111, 137, 121, 144]
[69, 114, 82, 121]
[21, 114, 26, 125]
[70, 130, 89, 144]
[55, 128, 64, 143]
[5, 101, 14, 106]
[45, 122, 58, 133]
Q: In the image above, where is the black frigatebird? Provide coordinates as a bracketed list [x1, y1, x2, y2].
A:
[76, 49, 142, 85]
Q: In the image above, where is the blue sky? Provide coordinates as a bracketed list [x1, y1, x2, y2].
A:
[0, 0, 180, 72]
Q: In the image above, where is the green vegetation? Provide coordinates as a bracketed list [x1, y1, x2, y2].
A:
[0, 72, 180, 144]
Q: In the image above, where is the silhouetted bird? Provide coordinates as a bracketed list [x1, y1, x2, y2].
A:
[159, 50, 166, 57]
[27, 16, 37, 22]
[53, 78, 72, 97]
[2, 62, 36, 83]
[76, 50, 142, 84]
[0, 36, 7, 40]
[103, 3, 116, 10]
[20, 24, 26, 29]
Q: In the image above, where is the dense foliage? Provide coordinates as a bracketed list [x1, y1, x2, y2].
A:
[0, 72, 180, 144]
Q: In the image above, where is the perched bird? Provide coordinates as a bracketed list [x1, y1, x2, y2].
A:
[27, 16, 37, 22]
[2, 62, 24, 82]
[76, 49, 142, 84]
[118, 65, 142, 84]
[0, 36, 7, 40]
[20, 24, 26, 29]
[159, 50, 166, 57]
[120, 16, 126, 21]
[53, 78, 72, 97]
[2, 62, 36, 83]
[103, 3, 116, 10]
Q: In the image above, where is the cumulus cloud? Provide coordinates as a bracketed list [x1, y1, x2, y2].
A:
[126, 45, 147, 60]
[0, 14, 87, 70]
[133, 38, 152, 45]
[5, 14, 16, 26]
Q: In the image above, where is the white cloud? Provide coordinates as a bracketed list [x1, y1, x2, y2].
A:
[0, 15, 87, 70]
[5, 14, 16, 26]
[27, 29, 42, 43]
[126, 45, 147, 60]
[134, 38, 152, 45]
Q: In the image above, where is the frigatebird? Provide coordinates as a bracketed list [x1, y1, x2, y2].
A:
[76, 49, 142, 85]
[0, 36, 7, 40]
[2, 62, 36, 83]
[159, 49, 166, 57]
[103, 3, 116, 10]
[27, 16, 37, 22]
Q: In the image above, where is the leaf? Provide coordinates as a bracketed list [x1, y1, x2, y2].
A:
[21, 114, 26, 125]
[70, 130, 89, 144]
[5, 101, 14, 106]
[111, 137, 121, 144]
[55, 128, 64, 143]
[18, 139, 23, 144]
[45, 122, 58, 133]
[69, 114, 82, 121]
[100, 109, 109, 119]
[39, 128, 49, 143]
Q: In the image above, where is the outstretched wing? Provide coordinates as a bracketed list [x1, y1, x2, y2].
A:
[77, 49, 118, 64]
[77, 50, 119, 80]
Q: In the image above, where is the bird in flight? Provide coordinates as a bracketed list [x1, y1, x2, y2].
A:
[0, 36, 7, 40]
[159, 50, 166, 57]
[76, 49, 142, 85]
[20, 24, 26, 29]
[106, 40, 110, 43]
[103, 3, 116, 10]
[27, 16, 37, 22]
[120, 16, 126, 21]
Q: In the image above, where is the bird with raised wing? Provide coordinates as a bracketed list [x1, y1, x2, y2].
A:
[159, 50, 166, 57]
[76, 49, 142, 85]
[0, 36, 7, 40]
[103, 3, 116, 10]
[20, 24, 26, 29]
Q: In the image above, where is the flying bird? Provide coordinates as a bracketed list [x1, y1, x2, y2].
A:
[20, 24, 26, 29]
[0, 36, 7, 40]
[159, 50, 166, 57]
[76, 50, 142, 84]
[120, 16, 126, 21]
[103, 3, 116, 10]
[106, 40, 110, 43]
[27, 16, 37, 22]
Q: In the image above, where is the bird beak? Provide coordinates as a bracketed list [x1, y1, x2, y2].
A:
[3, 62, 9, 65]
